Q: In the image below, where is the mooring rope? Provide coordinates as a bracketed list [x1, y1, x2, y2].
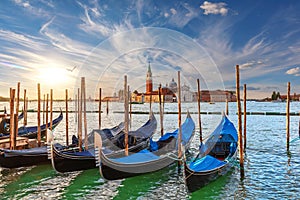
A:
[289, 137, 300, 144]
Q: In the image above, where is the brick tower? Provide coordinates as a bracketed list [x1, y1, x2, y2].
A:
[146, 61, 153, 93]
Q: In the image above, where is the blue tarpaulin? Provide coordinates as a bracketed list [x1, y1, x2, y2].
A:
[189, 155, 226, 172]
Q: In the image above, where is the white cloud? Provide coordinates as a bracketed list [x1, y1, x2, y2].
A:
[200, 1, 228, 16]
[286, 67, 300, 76]
[170, 8, 177, 15]
[13, 0, 31, 8]
[39, 17, 55, 33]
[239, 60, 265, 70]
[165, 3, 198, 28]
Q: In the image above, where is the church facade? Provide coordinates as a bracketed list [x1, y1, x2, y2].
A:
[131, 62, 176, 103]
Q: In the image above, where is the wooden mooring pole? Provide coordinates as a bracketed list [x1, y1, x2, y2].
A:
[286, 82, 290, 153]
[75, 94, 78, 123]
[65, 89, 69, 146]
[76, 88, 81, 141]
[243, 84, 247, 152]
[129, 85, 132, 129]
[99, 88, 102, 129]
[226, 98, 229, 116]
[298, 111, 300, 138]
[236, 65, 245, 178]
[15, 82, 20, 145]
[78, 86, 82, 152]
[106, 100, 109, 115]
[45, 93, 49, 135]
[9, 88, 15, 150]
[149, 94, 152, 112]
[23, 89, 27, 126]
[43, 94, 45, 124]
[197, 79, 203, 144]
[159, 84, 164, 136]
[124, 75, 129, 156]
[82, 77, 88, 150]
[177, 71, 182, 171]
[37, 83, 41, 147]
[50, 89, 53, 131]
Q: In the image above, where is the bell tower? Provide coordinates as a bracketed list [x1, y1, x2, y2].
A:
[146, 61, 153, 93]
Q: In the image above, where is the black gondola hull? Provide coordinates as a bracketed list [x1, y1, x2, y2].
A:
[51, 140, 149, 173]
[0, 153, 48, 168]
[52, 148, 95, 173]
[184, 162, 231, 193]
[99, 154, 176, 180]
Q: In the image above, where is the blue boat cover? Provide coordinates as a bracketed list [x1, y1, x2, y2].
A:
[1, 146, 48, 157]
[189, 155, 226, 172]
[64, 150, 93, 157]
[110, 115, 195, 164]
[197, 115, 237, 157]
[150, 116, 195, 151]
[221, 116, 238, 142]
[111, 149, 159, 163]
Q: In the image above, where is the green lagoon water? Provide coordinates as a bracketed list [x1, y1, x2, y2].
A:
[0, 101, 300, 199]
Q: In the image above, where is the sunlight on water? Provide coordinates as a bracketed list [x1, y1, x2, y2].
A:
[0, 101, 300, 199]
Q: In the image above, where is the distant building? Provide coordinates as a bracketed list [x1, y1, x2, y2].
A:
[102, 96, 119, 102]
[131, 62, 176, 103]
[181, 83, 194, 102]
[279, 93, 300, 101]
[109, 62, 237, 103]
[200, 90, 236, 102]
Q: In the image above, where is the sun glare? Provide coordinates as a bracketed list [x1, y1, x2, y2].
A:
[37, 67, 70, 87]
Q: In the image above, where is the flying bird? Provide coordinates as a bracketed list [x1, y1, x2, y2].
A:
[67, 66, 77, 72]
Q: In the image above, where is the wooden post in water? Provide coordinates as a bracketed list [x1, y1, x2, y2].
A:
[124, 75, 129, 156]
[197, 79, 203, 144]
[243, 84, 247, 151]
[298, 111, 300, 138]
[236, 65, 244, 178]
[78, 86, 82, 151]
[43, 94, 45, 124]
[14, 82, 20, 144]
[99, 88, 102, 129]
[106, 100, 109, 115]
[158, 84, 164, 136]
[65, 89, 69, 146]
[226, 98, 229, 115]
[77, 88, 80, 139]
[177, 71, 182, 170]
[9, 88, 15, 150]
[286, 82, 290, 153]
[149, 94, 152, 112]
[50, 89, 53, 131]
[128, 85, 132, 129]
[45, 94, 49, 135]
[37, 83, 41, 147]
[23, 89, 27, 126]
[75, 94, 78, 123]
[82, 77, 88, 150]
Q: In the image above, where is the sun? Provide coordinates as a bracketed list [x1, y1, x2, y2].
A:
[37, 67, 70, 87]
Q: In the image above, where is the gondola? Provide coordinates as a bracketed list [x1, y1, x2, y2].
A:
[94, 112, 195, 180]
[0, 111, 63, 138]
[50, 113, 157, 173]
[0, 111, 24, 135]
[184, 114, 238, 192]
[0, 112, 64, 168]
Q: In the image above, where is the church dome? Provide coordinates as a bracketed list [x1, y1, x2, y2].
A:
[169, 78, 177, 93]
[169, 78, 177, 88]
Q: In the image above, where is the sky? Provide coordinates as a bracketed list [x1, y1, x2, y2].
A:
[0, 0, 299, 100]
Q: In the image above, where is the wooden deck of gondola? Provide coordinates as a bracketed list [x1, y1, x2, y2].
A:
[0, 137, 30, 149]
